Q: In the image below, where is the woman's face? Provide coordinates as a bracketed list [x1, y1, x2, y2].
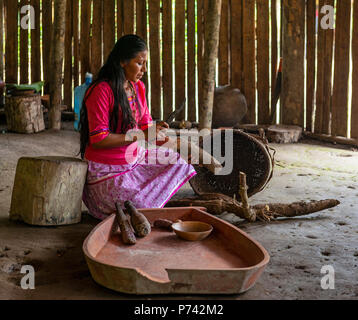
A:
[121, 50, 148, 83]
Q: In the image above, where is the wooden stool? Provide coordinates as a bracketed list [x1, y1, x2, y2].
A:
[5, 93, 45, 133]
[10, 156, 88, 226]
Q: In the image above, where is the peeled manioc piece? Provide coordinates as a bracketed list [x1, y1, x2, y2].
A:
[124, 201, 151, 237]
[115, 202, 136, 245]
[153, 218, 174, 230]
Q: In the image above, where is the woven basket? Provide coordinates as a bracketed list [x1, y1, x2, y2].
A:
[189, 129, 275, 199]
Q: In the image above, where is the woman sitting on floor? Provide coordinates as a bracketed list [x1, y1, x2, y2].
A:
[79, 34, 196, 220]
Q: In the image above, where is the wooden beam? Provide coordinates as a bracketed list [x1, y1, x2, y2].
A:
[218, 0, 229, 86]
[123, 0, 134, 35]
[117, 0, 123, 39]
[20, 0, 29, 84]
[103, 0, 115, 62]
[91, 0, 102, 76]
[0, 0, 3, 80]
[271, 0, 278, 113]
[256, 0, 270, 124]
[162, 0, 173, 121]
[135, 0, 148, 96]
[187, 0, 196, 122]
[230, 0, 242, 90]
[72, 0, 79, 87]
[5, 0, 18, 83]
[352, 0, 358, 139]
[148, 0, 161, 120]
[197, 0, 204, 111]
[30, 0, 41, 83]
[175, 0, 185, 121]
[281, 0, 305, 126]
[322, 0, 334, 135]
[304, 132, 358, 148]
[305, 0, 316, 132]
[331, 0, 351, 137]
[64, 0, 73, 110]
[242, 0, 256, 123]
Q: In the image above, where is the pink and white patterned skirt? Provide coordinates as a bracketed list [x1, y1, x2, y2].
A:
[82, 146, 196, 220]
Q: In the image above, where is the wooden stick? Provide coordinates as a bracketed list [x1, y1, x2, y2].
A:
[303, 131, 358, 147]
[239, 172, 256, 222]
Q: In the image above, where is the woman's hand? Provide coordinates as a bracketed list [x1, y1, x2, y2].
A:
[144, 121, 170, 144]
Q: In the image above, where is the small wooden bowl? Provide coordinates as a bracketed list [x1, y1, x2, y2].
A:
[171, 221, 213, 241]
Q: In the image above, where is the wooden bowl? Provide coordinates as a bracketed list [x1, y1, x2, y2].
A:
[171, 221, 213, 241]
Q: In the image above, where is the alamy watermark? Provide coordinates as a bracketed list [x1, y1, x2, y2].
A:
[20, 265, 35, 290]
[320, 265, 335, 290]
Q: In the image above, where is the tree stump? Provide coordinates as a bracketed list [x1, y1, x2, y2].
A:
[266, 124, 302, 143]
[10, 156, 88, 226]
[4, 94, 45, 133]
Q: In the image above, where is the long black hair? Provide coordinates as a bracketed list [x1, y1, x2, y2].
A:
[79, 34, 147, 159]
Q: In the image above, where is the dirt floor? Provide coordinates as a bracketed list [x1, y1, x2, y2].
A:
[0, 121, 357, 300]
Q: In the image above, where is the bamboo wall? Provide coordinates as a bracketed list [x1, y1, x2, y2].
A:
[0, 0, 357, 139]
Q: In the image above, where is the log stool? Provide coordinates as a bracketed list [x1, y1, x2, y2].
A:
[10, 156, 88, 226]
[4, 93, 45, 133]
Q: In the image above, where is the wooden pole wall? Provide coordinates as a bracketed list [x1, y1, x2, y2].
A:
[1, 0, 356, 139]
[281, 0, 305, 126]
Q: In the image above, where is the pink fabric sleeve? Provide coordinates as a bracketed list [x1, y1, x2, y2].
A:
[136, 80, 153, 130]
[85, 82, 114, 145]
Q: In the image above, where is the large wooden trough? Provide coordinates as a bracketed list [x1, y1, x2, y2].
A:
[83, 207, 270, 295]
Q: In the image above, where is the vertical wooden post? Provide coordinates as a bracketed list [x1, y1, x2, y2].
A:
[148, 0, 161, 120]
[20, 0, 29, 84]
[162, 0, 173, 121]
[117, 0, 123, 39]
[281, 0, 305, 126]
[5, 0, 18, 84]
[352, 0, 358, 139]
[49, 0, 67, 130]
[197, 0, 204, 113]
[331, 0, 351, 137]
[305, 0, 316, 132]
[64, 0, 73, 110]
[187, 0, 196, 122]
[242, 0, 256, 124]
[103, 0, 115, 62]
[218, 0, 229, 86]
[199, 0, 222, 130]
[230, 0, 243, 90]
[256, 0, 270, 124]
[136, 0, 148, 96]
[123, 0, 134, 35]
[175, 0, 185, 121]
[72, 0, 79, 88]
[322, 0, 334, 135]
[80, 0, 91, 83]
[31, 0, 41, 83]
[271, 0, 278, 113]
[43, 0, 53, 93]
[0, 0, 3, 80]
[91, 0, 103, 76]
